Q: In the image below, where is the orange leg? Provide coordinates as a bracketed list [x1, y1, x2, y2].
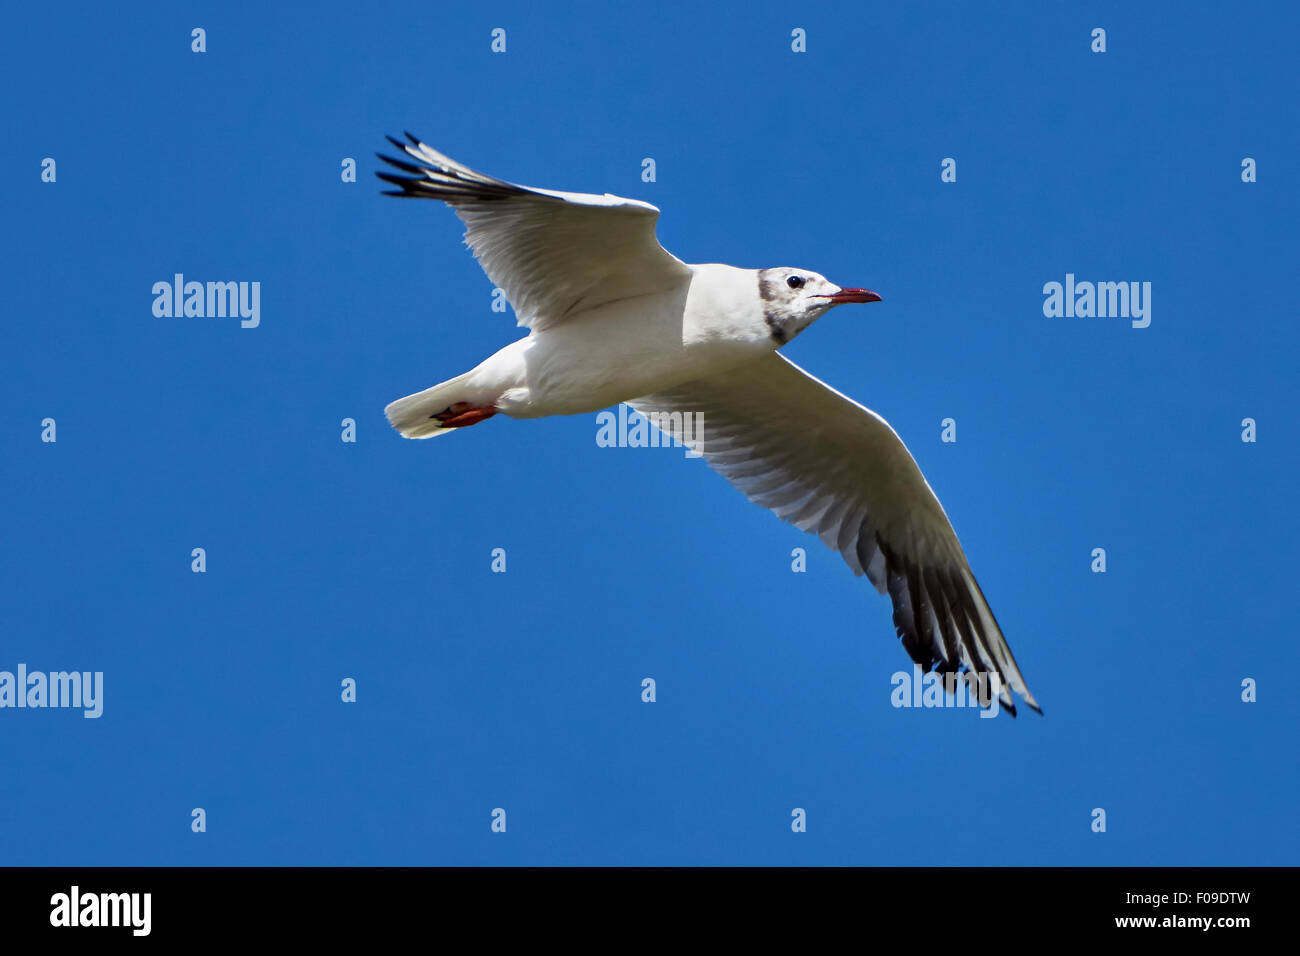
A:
[433, 401, 498, 428]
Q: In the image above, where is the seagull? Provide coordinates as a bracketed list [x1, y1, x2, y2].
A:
[377, 133, 1040, 716]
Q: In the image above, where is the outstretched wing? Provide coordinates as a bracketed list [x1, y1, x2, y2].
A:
[631, 352, 1040, 715]
[377, 134, 692, 330]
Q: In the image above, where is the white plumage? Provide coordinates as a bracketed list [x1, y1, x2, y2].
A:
[377, 134, 1039, 715]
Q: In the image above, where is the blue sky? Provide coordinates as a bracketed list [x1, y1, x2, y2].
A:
[2, 1, 1296, 865]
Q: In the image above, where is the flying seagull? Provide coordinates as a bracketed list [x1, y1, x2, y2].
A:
[377, 134, 1040, 715]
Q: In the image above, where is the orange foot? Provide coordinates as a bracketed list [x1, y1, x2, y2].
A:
[433, 401, 498, 428]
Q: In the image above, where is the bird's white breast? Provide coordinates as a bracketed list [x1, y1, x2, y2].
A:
[483, 264, 776, 418]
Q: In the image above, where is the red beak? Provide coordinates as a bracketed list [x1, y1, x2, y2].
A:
[824, 287, 883, 304]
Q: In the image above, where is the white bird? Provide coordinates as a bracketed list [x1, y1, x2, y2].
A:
[377, 133, 1040, 715]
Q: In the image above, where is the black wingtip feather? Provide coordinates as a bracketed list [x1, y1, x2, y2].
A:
[877, 539, 1042, 718]
[375, 171, 415, 189]
[376, 152, 427, 175]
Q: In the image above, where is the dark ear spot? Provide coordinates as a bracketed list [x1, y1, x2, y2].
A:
[757, 271, 789, 344]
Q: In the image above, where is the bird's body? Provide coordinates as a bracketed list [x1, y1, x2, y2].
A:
[377, 134, 1041, 715]
[453, 263, 776, 420]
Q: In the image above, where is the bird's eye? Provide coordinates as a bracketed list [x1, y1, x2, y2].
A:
[787, 275, 805, 289]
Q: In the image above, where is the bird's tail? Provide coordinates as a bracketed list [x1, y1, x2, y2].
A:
[385, 371, 496, 438]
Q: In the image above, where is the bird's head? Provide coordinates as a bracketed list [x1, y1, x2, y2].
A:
[757, 268, 881, 344]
